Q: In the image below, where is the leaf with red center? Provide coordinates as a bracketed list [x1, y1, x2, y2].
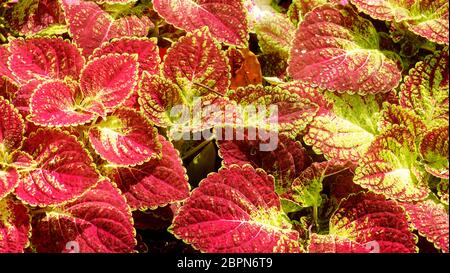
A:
[167, 97, 243, 139]
[91, 37, 160, 77]
[420, 126, 449, 179]
[227, 84, 318, 138]
[0, 96, 23, 198]
[6, 0, 65, 35]
[254, 13, 296, 59]
[313, 192, 417, 253]
[351, 0, 449, 44]
[11, 79, 42, 117]
[89, 108, 161, 167]
[28, 80, 99, 127]
[0, 198, 30, 253]
[80, 54, 138, 112]
[400, 48, 449, 128]
[163, 27, 230, 99]
[105, 135, 189, 210]
[287, 5, 401, 94]
[31, 180, 136, 253]
[0, 168, 18, 201]
[303, 92, 381, 164]
[309, 234, 372, 253]
[8, 37, 84, 83]
[171, 165, 302, 253]
[378, 103, 427, 139]
[217, 131, 311, 191]
[228, 48, 263, 90]
[15, 129, 99, 206]
[402, 200, 449, 253]
[61, 0, 153, 56]
[354, 126, 429, 202]
[153, 0, 248, 46]
[0, 96, 24, 152]
[137, 73, 183, 128]
[0, 46, 16, 84]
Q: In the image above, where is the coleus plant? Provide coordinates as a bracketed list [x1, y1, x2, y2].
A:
[0, 0, 448, 253]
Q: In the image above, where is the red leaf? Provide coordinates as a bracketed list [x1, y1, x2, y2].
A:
[6, 0, 65, 35]
[0, 96, 23, 199]
[80, 54, 138, 111]
[91, 37, 160, 77]
[153, 0, 249, 46]
[61, 0, 153, 56]
[163, 27, 230, 98]
[311, 192, 417, 253]
[171, 165, 302, 253]
[28, 80, 96, 127]
[15, 129, 100, 206]
[378, 103, 427, 139]
[309, 234, 371, 253]
[288, 5, 401, 94]
[0, 198, 30, 253]
[0, 96, 24, 152]
[218, 131, 311, 190]
[351, 0, 449, 44]
[420, 126, 449, 179]
[400, 47, 448, 128]
[0, 46, 17, 84]
[402, 200, 449, 253]
[227, 84, 318, 137]
[89, 108, 161, 166]
[354, 126, 429, 202]
[31, 180, 136, 253]
[138, 73, 183, 128]
[8, 37, 84, 83]
[105, 135, 189, 210]
[11, 79, 42, 118]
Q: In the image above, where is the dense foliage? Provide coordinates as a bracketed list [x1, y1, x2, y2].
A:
[0, 0, 448, 253]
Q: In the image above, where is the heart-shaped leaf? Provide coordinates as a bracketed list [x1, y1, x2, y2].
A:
[105, 135, 189, 210]
[31, 179, 136, 253]
[288, 5, 401, 94]
[171, 165, 302, 253]
[0, 198, 30, 253]
[163, 27, 230, 100]
[89, 108, 161, 166]
[15, 129, 100, 206]
[153, 0, 248, 46]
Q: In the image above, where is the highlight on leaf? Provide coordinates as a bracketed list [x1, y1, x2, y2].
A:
[162, 27, 231, 100]
[8, 37, 84, 83]
[402, 200, 449, 253]
[170, 165, 302, 253]
[354, 126, 429, 202]
[0, 197, 30, 253]
[153, 0, 249, 46]
[104, 135, 189, 210]
[288, 5, 401, 94]
[31, 179, 136, 253]
[351, 0, 449, 44]
[310, 192, 417, 253]
[399, 47, 449, 128]
[15, 128, 100, 206]
[88, 107, 161, 167]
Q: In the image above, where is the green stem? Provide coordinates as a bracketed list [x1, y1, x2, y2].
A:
[313, 205, 319, 232]
[181, 137, 214, 160]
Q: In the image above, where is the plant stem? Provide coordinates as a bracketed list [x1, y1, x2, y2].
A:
[313, 205, 319, 232]
[181, 136, 214, 160]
